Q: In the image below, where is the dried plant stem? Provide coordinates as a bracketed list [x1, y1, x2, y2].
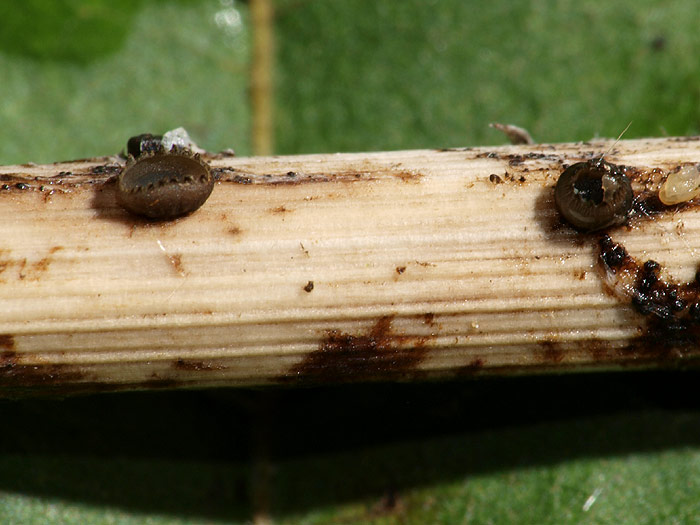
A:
[1, 137, 700, 396]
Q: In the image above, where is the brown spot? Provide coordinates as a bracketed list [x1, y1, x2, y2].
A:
[138, 377, 181, 391]
[174, 359, 224, 372]
[1, 349, 17, 363]
[215, 162, 425, 187]
[586, 339, 617, 362]
[422, 313, 435, 326]
[599, 330, 699, 367]
[30, 257, 51, 276]
[395, 266, 406, 275]
[0, 167, 112, 194]
[270, 205, 291, 214]
[0, 334, 15, 350]
[475, 151, 501, 160]
[91, 164, 121, 175]
[281, 315, 431, 384]
[477, 151, 559, 162]
[488, 174, 502, 184]
[25, 247, 63, 281]
[392, 171, 422, 183]
[215, 168, 372, 186]
[0, 256, 10, 276]
[455, 358, 484, 376]
[538, 341, 565, 363]
[170, 254, 185, 276]
[0, 353, 88, 392]
[500, 170, 527, 184]
[303, 281, 314, 293]
[17, 258, 27, 280]
[228, 226, 242, 236]
[211, 168, 252, 184]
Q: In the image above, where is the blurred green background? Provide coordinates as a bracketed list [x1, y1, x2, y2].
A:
[1, 0, 699, 165]
[2, 1, 700, 523]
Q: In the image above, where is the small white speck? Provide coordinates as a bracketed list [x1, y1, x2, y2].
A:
[582, 487, 603, 512]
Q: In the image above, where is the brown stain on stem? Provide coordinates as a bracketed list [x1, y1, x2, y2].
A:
[212, 164, 424, 186]
[174, 359, 225, 372]
[0, 334, 14, 350]
[454, 358, 485, 376]
[0, 351, 88, 392]
[19, 246, 64, 281]
[169, 253, 186, 276]
[270, 205, 291, 214]
[0, 249, 12, 276]
[281, 315, 432, 384]
[538, 341, 565, 364]
[392, 170, 423, 183]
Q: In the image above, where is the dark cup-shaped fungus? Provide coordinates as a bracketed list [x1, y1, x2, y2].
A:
[126, 133, 164, 159]
[554, 160, 633, 232]
[117, 146, 214, 220]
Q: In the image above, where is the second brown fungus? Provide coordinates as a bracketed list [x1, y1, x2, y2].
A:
[127, 133, 163, 159]
[554, 160, 633, 231]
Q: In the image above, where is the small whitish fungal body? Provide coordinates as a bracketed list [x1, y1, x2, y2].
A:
[117, 146, 214, 220]
[554, 160, 633, 232]
[658, 164, 700, 205]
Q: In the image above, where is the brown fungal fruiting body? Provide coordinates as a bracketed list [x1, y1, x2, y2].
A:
[117, 146, 213, 220]
[126, 133, 163, 159]
[554, 160, 633, 231]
